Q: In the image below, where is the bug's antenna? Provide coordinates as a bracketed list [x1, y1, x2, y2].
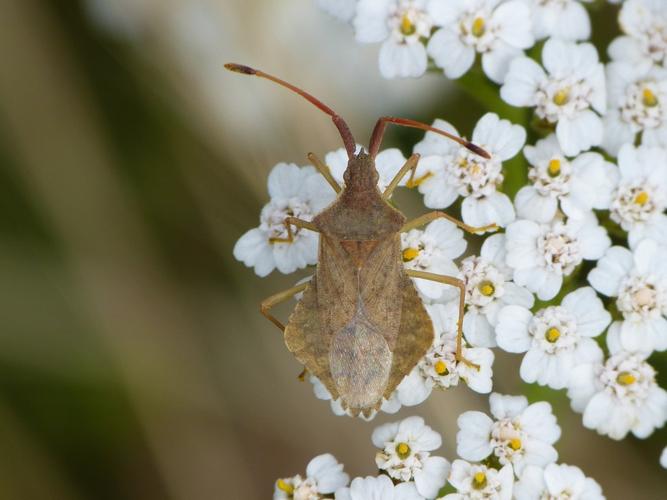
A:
[225, 63, 357, 159]
[369, 116, 491, 159]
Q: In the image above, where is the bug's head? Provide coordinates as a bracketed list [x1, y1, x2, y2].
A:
[343, 150, 379, 192]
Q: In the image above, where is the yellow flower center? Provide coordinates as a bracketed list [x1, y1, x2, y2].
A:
[434, 360, 449, 376]
[634, 191, 649, 205]
[277, 479, 294, 494]
[642, 88, 658, 107]
[479, 281, 495, 296]
[509, 437, 522, 450]
[396, 442, 411, 459]
[402, 247, 420, 262]
[471, 17, 486, 37]
[400, 15, 416, 36]
[406, 172, 433, 188]
[547, 158, 561, 177]
[545, 327, 561, 343]
[553, 88, 570, 106]
[472, 471, 487, 489]
[617, 371, 636, 386]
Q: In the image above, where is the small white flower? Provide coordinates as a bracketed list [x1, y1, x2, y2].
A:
[607, 144, 667, 247]
[274, 453, 350, 500]
[501, 38, 606, 156]
[233, 163, 336, 277]
[588, 239, 667, 354]
[514, 463, 604, 500]
[506, 214, 611, 301]
[567, 346, 667, 440]
[326, 145, 409, 193]
[372, 416, 450, 498]
[397, 302, 495, 407]
[443, 460, 513, 500]
[496, 287, 609, 389]
[316, 0, 358, 22]
[309, 375, 402, 419]
[661, 446, 667, 468]
[354, 0, 433, 78]
[335, 475, 422, 500]
[521, 0, 592, 42]
[412, 113, 525, 229]
[516, 134, 617, 223]
[460, 234, 534, 347]
[402, 220, 466, 301]
[427, 0, 535, 83]
[608, 0, 667, 68]
[457, 393, 561, 475]
[602, 61, 667, 156]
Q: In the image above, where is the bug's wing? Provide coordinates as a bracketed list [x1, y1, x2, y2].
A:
[284, 276, 340, 399]
[315, 235, 360, 339]
[382, 272, 433, 400]
[357, 235, 403, 349]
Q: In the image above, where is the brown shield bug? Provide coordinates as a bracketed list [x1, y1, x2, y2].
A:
[226, 63, 495, 417]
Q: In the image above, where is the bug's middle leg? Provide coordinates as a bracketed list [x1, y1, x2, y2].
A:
[405, 269, 479, 369]
[401, 211, 497, 234]
[260, 282, 309, 332]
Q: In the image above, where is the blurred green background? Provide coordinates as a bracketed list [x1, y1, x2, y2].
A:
[0, 0, 664, 498]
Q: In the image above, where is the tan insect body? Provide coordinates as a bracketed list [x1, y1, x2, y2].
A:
[226, 63, 495, 417]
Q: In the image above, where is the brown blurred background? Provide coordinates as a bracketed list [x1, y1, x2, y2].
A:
[0, 0, 664, 498]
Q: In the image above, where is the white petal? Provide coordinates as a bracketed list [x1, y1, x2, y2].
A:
[462, 192, 515, 229]
[414, 457, 450, 498]
[587, 246, 633, 296]
[514, 186, 558, 223]
[501, 57, 546, 106]
[493, 1, 534, 49]
[556, 111, 603, 157]
[456, 411, 494, 460]
[464, 311, 497, 347]
[233, 228, 275, 277]
[561, 287, 611, 338]
[397, 368, 433, 406]
[379, 40, 428, 79]
[496, 305, 533, 353]
[427, 28, 475, 79]
[489, 393, 528, 419]
[472, 113, 526, 161]
[482, 43, 523, 84]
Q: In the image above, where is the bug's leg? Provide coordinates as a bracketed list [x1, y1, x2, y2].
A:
[401, 211, 497, 234]
[382, 153, 420, 200]
[307, 152, 342, 193]
[260, 282, 310, 332]
[405, 269, 479, 370]
[268, 217, 319, 244]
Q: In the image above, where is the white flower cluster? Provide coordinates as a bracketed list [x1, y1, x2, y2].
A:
[273, 409, 604, 499]
[232, 0, 667, 474]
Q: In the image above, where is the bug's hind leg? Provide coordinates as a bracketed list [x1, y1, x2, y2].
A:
[260, 282, 309, 331]
[402, 211, 497, 234]
[405, 269, 479, 370]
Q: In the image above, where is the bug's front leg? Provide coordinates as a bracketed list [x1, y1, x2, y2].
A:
[268, 217, 319, 244]
[307, 152, 342, 193]
[405, 269, 479, 370]
[401, 211, 497, 234]
[260, 282, 310, 332]
[382, 153, 420, 200]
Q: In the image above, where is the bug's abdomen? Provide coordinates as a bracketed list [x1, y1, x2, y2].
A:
[329, 305, 392, 410]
